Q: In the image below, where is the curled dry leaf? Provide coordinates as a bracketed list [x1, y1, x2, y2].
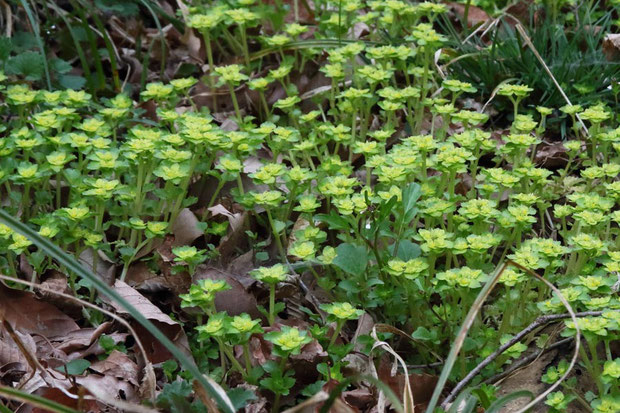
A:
[79, 248, 117, 285]
[534, 140, 569, 168]
[90, 350, 139, 386]
[34, 271, 83, 321]
[102, 280, 192, 363]
[53, 324, 111, 355]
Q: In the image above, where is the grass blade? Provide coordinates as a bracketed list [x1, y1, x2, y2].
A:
[0, 209, 235, 413]
[47, 2, 94, 94]
[17, 0, 51, 89]
[138, 0, 166, 79]
[0, 386, 80, 413]
[485, 390, 534, 413]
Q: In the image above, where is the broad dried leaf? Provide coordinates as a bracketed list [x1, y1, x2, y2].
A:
[0, 283, 79, 338]
[126, 261, 190, 296]
[193, 267, 259, 317]
[172, 208, 204, 247]
[103, 280, 192, 363]
[77, 373, 137, 404]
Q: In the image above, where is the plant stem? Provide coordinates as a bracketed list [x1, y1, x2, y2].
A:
[328, 320, 344, 349]
[269, 283, 276, 325]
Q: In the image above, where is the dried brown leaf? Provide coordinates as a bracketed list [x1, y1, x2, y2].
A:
[0, 283, 79, 338]
[90, 350, 139, 386]
[446, 2, 490, 28]
[193, 267, 259, 317]
[172, 208, 205, 247]
[102, 280, 192, 363]
[603, 33, 620, 61]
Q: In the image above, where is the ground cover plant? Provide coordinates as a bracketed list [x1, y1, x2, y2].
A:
[0, 0, 620, 412]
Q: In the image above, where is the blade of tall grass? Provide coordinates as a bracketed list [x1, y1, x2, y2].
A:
[486, 390, 534, 413]
[80, 0, 121, 92]
[138, 0, 166, 79]
[18, 0, 51, 88]
[68, 0, 105, 92]
[47, 1, 94, 94]
[0, 403, 14, 413]
[0, 209, 235, 413]
[0, 386, 80, 413]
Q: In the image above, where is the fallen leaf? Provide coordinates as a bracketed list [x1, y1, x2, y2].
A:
[37, 271, 82, 318]
[534, 140, 568, 168]
[172, 208, 205, 247]
[0, 329, 36, 376]
[31, 387, 101, 413]
[90, 350, 139, 386]
[377, 359, 438, 413]
[193, 267, 259, 318]
[446, 2, 490, 28]
[342, 387, 375, 410]
[79, 248, 116, 285]
[603, 33, 620, 61]
[0, 283, 79, 338]
[125, 261, 190, 297]
[227, 251, 256, 289]
[77, 373, 138, 404]
[102, 280, 192, 363]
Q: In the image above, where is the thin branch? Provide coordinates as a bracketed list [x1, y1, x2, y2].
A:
[514, 22, 589, 136]
[484, 337, 573, 385]
[442, 310, 606, 405]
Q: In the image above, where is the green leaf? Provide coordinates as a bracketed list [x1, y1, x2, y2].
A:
[390, 240, 421, 261]
[402, 182, 421, 222]
[58, 74, 87, 90]
[273, 219, 286, 234]
[95, 0, 140, 16]
[5, 51, 44, 81]
[315, 213, 351, 231]
[227, 387, 258, 410]
[332, 243, 368, 276]
[56, 359, 90, 376]
[16, 0, 51, 88]
[50, 58, 73, 74]
[411, 326, 432, 341]
[0, 37, 13, 61]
